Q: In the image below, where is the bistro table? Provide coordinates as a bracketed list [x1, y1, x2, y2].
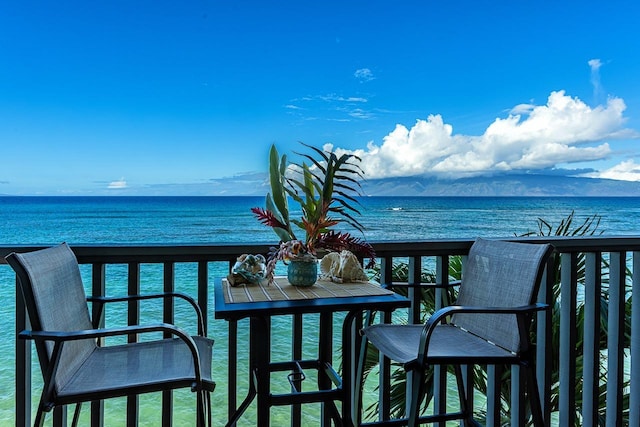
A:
[214, 276, 409, 427]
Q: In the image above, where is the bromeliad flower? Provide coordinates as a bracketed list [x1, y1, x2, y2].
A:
[283, 240, 309, 260]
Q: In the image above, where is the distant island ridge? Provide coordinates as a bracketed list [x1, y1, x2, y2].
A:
[3, 173, 640, 197]
[205, 172, 640, 197]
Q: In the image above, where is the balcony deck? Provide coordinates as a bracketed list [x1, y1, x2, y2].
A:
[1, 236, 637, 426]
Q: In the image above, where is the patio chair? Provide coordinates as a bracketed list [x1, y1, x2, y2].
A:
[6, 243, 215, 427]
[359, 238, 554, 427]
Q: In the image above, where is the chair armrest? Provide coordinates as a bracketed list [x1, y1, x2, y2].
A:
[20, 323, 206, 387]
[429, 302, 547, 322]
[423, 303, 548, 332]
[19, 322, 192, 342]
[415, 303, 549, 364]
[87, 292, 205, 335]
[384, 280, 461, 290]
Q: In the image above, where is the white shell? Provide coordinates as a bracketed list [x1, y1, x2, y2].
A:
[320, 250, 368, 282]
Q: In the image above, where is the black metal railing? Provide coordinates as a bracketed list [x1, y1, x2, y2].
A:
[1, 236, 638, 426]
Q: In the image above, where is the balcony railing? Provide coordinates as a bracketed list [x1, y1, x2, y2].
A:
[1, 236, 638, 426]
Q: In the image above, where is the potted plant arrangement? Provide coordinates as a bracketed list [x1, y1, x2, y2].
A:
[252, 143, 376, 286]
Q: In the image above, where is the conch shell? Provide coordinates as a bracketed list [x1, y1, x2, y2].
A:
[319, 250, 369, 283]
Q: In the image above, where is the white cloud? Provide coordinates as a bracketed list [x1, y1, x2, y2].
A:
[509, 103, 536, 115]
[354, 68, 375, 82]
[288, 93, 371, 121]
[108, 178, 128, 189]
[339, 91, 637, 180]
[348, 109, 374, 119]
[317, 94, 367, 103]
[589, 58, 604, 102]
[588, 58, 602, 71]
[585, 159, 640, 181]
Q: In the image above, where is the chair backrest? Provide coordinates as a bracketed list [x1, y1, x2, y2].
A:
[6, 243, 96, 391]
[452, 238, 554, 353]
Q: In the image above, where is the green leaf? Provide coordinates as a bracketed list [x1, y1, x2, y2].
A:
[264, 144, 300, 242]
[265, 193, 285, 225]
[274, 226, 294, 242]
[268, 145, 289, 221]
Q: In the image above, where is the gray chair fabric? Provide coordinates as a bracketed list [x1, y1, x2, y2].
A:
[6, 243, 215, 427]
[58, 336, 213, 400]
[453, 237, 552, 353]
[11, 243, 96, 393]
[360, 238, 554, 427]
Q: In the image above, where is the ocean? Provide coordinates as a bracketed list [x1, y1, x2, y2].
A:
[1, 196, 640, 425]
[3, 196, 640, 245]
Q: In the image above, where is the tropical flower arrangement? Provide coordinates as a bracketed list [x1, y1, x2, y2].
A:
[252, 143, 376, 284]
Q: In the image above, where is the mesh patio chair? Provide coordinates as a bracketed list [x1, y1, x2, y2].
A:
[6, 243, 215, 427]
[358, 238, 554, 427]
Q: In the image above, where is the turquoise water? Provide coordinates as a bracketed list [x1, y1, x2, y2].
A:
[4, 196, 640, 245]
[2, 196, 640, 425]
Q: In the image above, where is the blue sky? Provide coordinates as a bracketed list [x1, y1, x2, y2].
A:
[1, 1, 639, 195]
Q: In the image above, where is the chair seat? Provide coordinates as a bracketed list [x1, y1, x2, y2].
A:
[363, 323, 517, 367]
[57, 336, 214, 401]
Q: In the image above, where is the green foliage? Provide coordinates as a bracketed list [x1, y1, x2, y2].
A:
[265, 144, 295, 242]
[253, 143, 368, 249]
[253, 143, 376, 282]
[286, 142, 367, 249]
[520, 210, 603, 238]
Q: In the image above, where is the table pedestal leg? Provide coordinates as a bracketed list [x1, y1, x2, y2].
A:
[251, 316, 271, 426]
[319, 312, 333, 426]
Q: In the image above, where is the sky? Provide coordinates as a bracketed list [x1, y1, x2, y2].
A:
[1, 0, 640, 195]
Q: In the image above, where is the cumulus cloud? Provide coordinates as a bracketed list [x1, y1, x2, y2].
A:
[108, 178, 128, 189]
[335, 91, 636, 180]
[585, 159, 640, 181]
[354, 68, 375, 82]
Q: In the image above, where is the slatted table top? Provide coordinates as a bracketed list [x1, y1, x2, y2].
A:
[214, 277, 408, 320]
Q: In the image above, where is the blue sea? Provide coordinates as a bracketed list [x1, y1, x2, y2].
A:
[2, 196, 640, 425]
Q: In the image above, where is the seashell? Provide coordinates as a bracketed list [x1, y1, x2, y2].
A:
[228, 253, 267, 286]
[320, 250, 368, 283]
[320, 252, 341, 280]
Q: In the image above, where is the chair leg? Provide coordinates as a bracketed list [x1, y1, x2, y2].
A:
[34, 409, 45, 427]
[34, 395, 53, 427]
[355, 311, 376, 427]
[453, 365, 475, 427]
[354, 333, 369, 427]
[525, 363, 545, 427]
[71, 402, 82, 427]
[196, 391, 206, 427]
[206, 391, 212, 427]
[407, 368, 426, 427]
